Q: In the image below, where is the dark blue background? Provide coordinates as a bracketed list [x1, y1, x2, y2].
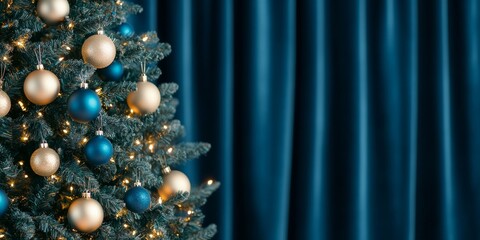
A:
[130, 0, 480, 239]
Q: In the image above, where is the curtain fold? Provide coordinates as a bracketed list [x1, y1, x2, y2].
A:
[131, 0, 480, 239]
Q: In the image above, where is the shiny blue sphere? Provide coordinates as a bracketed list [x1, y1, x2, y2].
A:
[98, 61, 124, 81]
[68, 88, 101, 123]
[85, 135, 113, 166]
[117, 23, 135, 37]
[124, 186, 150, 213]
[0, 190, 8, 216]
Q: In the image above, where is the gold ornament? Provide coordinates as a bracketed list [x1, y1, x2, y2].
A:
[82, 30, 116, 69]
[30, 142, 60, 177]
[127, 73, 161, 114]
[68, 191, 104, 233]
[37, 0, 70, 23]
[0, 90, 10, 117]
[158, 167, 191, 202]
[24, 64, 60, 105]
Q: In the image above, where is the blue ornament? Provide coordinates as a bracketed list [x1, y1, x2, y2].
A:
[117, 23, 134, 37]
[85, 130, 113, 166]
[98, 60, 124, 81]
[68, 84, 101, 123]
[0, 189, 8, 216]
[124, 182, 150, 213]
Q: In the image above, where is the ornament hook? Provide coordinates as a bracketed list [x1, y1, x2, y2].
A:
[0, 63, 6, 89]
[139, 61, 147, 82]
[34, 45, 44, 70]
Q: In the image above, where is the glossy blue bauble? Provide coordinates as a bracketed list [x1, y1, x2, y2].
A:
[124, 186, 150, 213]
[98, 60, 124, 81]
[85, 135, 113, 166]
[0, 190, 9, 216]
[68, 88, 101, 123]
[117, 23, 134, 37]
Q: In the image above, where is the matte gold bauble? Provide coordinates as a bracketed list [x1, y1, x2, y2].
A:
[0, 90, 10, 117]
[68, 192, 104, 233]
[24, 65, 60, 105]
[82, 31, 116, 69]
[127, 78, 161, 114]
[30, 142, 60, 177]
[158, 167, 191, 202]
[37, 0, 70, 23]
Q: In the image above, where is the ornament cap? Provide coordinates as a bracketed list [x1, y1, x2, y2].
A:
[97, 29, 105, 35]
[162, 166, 171, 175]
[95, 130, 104, 136]
[80, 82, 88, 89]
[40, 142, 49, 148]
[139, 73, 147, 82]
[36, 64, 44, 70]
[82, 191, 91, 199]
[134, 180, 142, 187]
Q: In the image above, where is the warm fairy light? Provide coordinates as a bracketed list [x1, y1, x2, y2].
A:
[123, 224, 128, 228]
[187, 210, 194, 215]
[57, 92, 62, 96]
[167, 147, 173, 154]
[76, 160, 81, 164]
[135, 139, 141, 145]
[68, 22, 74, 29]
[207, 179, 214, 185]
[142, 35, 149, 42]
[149, 144, 154, 152]
[69, 186, 73, 192]
[149, 234, 153, 238]
[110, 158, 115, 163]
[158, 197, 163, 204]
[163, 125, 168, 130]
[19, 161, 24, 166]
[126, 115, 131, 119]
[62, 129, 69, 134]
[83, 138, 88, 143]
[123, 179, 130, 184]
[22, 124, 26, 129]
[2, 56, 7, 61]
[122, 42, 128, 46]
[18, 101, 26, 111]
[37, 112, 43, 117]
[65, 121, 70, 126]
[132, 230, 137, 235]
[58, 56, 64, 62]
[24, 174, 28, 178]
[21, 134, 29, 142]
[14, 38, 26, 48]
[95, 88, 102, 95]
[116, 0, 124, 5]
[129, 154, 134, 160]
[64, 45, 71, 51]
[9, 182, 13, 187]
[130, 109, 134, 114]
[51, 175, 58, 180]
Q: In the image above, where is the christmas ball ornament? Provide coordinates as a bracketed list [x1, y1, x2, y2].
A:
[82, 30, 116, 69]
[68, 82, 101, 123]
[158, 167, 191, 202]
[30, 142, 60, 177]
[84, 130, 113, 166]
[0, 90, 10, 117]
[37, 0, 70, 23]
[0, 189, 9, 216]
[68, 191, 104, 233]
[24, 64, 60, 105]
[117, 23, 135, 37]
[97, 60, 124, 81]
[127, 74, 161, 114]
[124, 181, 150, 213]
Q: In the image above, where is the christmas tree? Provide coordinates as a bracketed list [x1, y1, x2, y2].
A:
[0, 0, 219, 239]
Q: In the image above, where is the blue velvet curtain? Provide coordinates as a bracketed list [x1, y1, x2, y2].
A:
[130, 0, 480, 239]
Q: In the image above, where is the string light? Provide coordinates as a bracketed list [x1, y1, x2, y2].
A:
[2, 56, 8, 61]
[142, 35, 149, 42]
[65, 121, 70, 126]
[37, 111, 43, 117]
[132, 230, 137, 236]
[167, 147, 173, 154]
[158, 197, 163, 204]
[187, 210, 194, 215]
[9, 181, 14, 187]
[68, 22, 74, 29]
[135, 139, 141, 145]
[129, 154, 134, 160]
[58, 56, 64, 62]
[116, 0, 124, 5]
[69, 186, 73, 192]
[163, 125, 168, 130]
[82, 138, 88, 143]
[62, 129, 69, 134]
[123, 224, 128, 228]
[18, 101, 26, 111]
[149, 144, 154, 153]
[95, 88, 102, 95]
[24, 174, 28, 178]
[18, 161, 24, 166]
[110, 158, 115, 163]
